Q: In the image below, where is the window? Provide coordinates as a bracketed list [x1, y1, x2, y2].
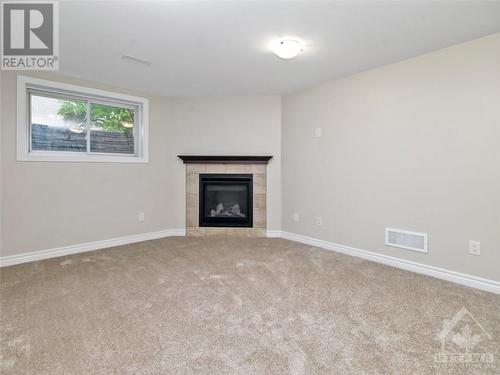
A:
[17, 76, 148, 162]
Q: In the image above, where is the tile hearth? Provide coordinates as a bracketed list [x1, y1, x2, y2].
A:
[179, 156, 271, 237]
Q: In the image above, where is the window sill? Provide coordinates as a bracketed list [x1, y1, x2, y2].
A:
[17, 152, 148, 163]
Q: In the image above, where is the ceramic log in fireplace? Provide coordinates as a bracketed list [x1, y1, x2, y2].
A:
[199, 174, 253, 227]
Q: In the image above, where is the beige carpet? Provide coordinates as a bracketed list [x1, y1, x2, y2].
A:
[1, 237, 499, 374]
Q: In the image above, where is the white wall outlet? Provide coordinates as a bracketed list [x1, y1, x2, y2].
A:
[315, 216, 323, 226]
[314, 128, 322, 137]
[469, 240, 480, 256]
[292, 212, 300, 222]
[138, 212, 145, 222]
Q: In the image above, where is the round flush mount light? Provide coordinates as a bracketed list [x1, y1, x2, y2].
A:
[271, 38, 303, 59]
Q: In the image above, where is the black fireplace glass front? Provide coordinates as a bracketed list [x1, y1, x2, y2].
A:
[199, 174, 253, 227]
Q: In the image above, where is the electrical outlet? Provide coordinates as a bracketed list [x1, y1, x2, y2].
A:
[315, 216, 323, 226]
[314, 128, 322, 137]
[138, 212, 145, 222]
[469, 240, 480, 256]
[292, 212, 300, 222]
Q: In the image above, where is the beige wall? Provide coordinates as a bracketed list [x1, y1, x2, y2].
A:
[1, 34, 498, 282]
[0, 71, 3, 256]
[282, 33, 500, 281]
[167, 96, 281, 231]
[0, 71, 281, 257]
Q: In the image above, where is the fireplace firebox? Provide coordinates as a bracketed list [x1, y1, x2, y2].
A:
[199, 174, 253, 227]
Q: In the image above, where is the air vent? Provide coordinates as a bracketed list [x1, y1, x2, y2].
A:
[385, 228, 428, 253]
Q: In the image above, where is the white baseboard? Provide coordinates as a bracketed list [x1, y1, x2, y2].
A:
[266, 230, 283, 238]
[278, 231, 500, 295]
[0, 229, 186, 267]
[2, 228, 498, 294]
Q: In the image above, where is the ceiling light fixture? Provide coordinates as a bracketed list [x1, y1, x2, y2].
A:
[271, 38, 303, 60]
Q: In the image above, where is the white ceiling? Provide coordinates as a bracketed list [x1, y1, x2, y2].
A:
[57, 1, 500, 97]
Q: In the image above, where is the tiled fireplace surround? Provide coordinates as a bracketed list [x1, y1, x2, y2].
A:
[179, 156, 271, 237]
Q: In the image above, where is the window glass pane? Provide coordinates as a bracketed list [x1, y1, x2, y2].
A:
[89, 103, 135, 154]
[30, 94, 87, 152]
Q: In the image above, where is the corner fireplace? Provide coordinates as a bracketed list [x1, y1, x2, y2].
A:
[199, 174, 253, 227]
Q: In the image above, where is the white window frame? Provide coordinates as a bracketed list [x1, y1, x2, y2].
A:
[17, 75, 149, 163]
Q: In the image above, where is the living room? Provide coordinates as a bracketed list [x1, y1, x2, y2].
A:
[1, 1, 499, 374]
